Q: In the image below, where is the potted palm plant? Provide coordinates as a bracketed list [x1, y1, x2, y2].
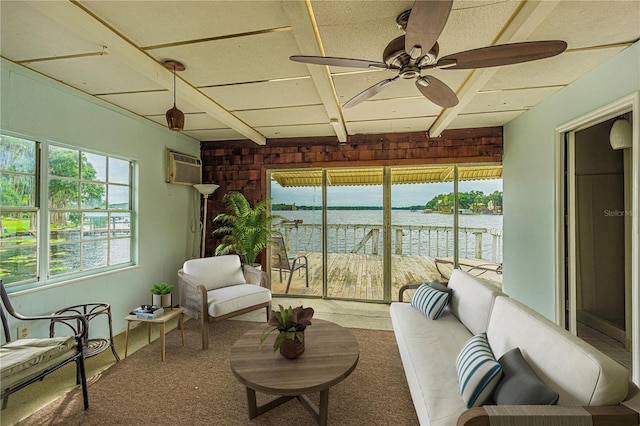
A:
[260, 305, 315, 359]
[212, 191, 280, 267]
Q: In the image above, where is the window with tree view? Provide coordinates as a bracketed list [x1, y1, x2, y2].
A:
[48, 146, 132, 278]
[0, 134, 134, 288]
[0, 136, 38, 284]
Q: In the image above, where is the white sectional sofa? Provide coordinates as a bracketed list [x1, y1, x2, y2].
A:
[390, 270, 639, 426]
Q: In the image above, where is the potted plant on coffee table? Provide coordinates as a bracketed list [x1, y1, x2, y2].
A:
[212, 191, 281, 268]
[260, 305, 315, 359]
[150, 282, 174, 308]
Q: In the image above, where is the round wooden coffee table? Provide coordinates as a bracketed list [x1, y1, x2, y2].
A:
[230, 319, 359, 425]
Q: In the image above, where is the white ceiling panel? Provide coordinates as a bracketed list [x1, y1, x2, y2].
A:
[347, 116, 436, 135]
[343, 97, 441, 122]
[438, 1, 521, 56]
[181, 128, 247, 141]
[257, 123, 335, 139]
[236, 105, 330, 127]
[0, 1, 103, 60]
[98, 91, 204, 116]
[482, 46, 628, 91]
[201, 77, 322, 111]
[448, 111, 524, 130]
[26, 54, 164, 95]
[463, 87, 564, 115]
[311, 1, 413, 68]
[1, 0, 635, 143]
[528, 0, 640, 49]
[147, 30, 308, 86]
[80, 1, 290, 47]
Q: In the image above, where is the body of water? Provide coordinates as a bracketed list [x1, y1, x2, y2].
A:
[273, 210, 503, 262]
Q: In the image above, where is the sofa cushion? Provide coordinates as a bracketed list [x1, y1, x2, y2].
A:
[456, 333, 502, 408]
[183, 255, 246, 291]
[493, 347, 559, 405]
[447, 270, 503, 335]
[411, 284, 450, 320]
[428, 280, 453, 297]
[487, 296, 629, 406]
[390, 302, 471, 425]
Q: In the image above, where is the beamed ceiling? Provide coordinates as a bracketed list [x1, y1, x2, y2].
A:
[1, 1, 638, 145]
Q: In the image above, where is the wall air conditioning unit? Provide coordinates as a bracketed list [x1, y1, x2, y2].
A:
[165, 148, 202, 186]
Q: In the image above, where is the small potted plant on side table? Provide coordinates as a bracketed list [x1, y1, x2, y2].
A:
[260, 305, 314, 359]
[150, 283, 174, 308]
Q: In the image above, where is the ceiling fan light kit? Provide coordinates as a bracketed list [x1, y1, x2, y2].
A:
[290, 0, 567, 112]
[164, 60, 186, 131]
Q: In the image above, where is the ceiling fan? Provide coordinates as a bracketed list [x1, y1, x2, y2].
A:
[290, 0, 567, 109]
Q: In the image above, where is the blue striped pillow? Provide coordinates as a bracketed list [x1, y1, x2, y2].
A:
[455, 333, 502, 408]
[410, 284, 450, 320]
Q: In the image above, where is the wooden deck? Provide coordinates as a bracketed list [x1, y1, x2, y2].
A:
[269, 252, 502, 301]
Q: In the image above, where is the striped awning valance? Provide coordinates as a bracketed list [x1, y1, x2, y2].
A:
[271, 165, 502, 187]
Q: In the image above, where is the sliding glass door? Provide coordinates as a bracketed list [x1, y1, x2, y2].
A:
[268, 164, 503, 302]
[325, 168, 384, 301]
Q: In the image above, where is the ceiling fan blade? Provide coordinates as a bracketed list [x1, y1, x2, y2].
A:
[343, 77, 399, 108]
[290, 55, 388, 70]
[437, 40, 568, 69]
[415, 75, 458, 108]
[405, 0, 453, 59]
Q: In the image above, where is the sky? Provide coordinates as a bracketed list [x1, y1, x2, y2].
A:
[270, 179, 502, 208]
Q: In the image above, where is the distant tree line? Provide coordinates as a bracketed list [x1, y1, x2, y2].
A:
[425, 190, 503, 213]
[271, 190, 502, 213]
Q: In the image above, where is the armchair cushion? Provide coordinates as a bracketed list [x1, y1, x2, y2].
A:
[183, 255, 246, 291]
[1, 336, 77, 389]
[206, 284, 271, 318]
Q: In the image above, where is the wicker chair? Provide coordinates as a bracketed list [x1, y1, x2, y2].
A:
[178, 255, 271, 350]
[0, 280, 89, 410]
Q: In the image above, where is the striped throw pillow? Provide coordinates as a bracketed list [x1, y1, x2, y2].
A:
[455, 333, 502, 408]
[410, 284, 450, 320]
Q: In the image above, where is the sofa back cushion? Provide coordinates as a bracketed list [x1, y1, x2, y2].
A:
[487, 296, 629, 406]
[447, 270, 503, 335]
[183, 255, 246, 291]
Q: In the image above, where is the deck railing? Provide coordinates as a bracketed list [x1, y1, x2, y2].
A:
[274, 223, 503, 263]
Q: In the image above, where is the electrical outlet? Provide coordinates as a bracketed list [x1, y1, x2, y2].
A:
[17, 325, 29, 339]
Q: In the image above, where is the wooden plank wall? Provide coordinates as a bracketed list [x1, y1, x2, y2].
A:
[199, 127, 503, 258]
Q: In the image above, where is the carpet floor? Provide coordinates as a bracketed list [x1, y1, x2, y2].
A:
[15, 319, 419, 425]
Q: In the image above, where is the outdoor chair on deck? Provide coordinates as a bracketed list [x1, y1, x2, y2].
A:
[0, 280, 89, 410]
[270, 233, 308, 293]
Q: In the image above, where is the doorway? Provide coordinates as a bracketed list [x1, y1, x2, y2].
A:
[562, 102, 636, 378]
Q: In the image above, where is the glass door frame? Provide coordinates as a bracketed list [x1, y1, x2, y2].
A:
[268, 163, 502, 304]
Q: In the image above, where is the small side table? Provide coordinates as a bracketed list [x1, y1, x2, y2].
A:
[50, 303, 120, 362]
[124, 307, 184, 361]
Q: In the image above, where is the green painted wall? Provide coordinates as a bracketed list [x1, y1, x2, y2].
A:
[1, 59, 201, 338]
[503, 42, 639, 320]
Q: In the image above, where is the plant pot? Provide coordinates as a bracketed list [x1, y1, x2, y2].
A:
[279, 333, 305, 359]
[152, 293, 172, 308]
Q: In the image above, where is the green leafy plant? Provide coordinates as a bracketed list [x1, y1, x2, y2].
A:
[260, 305, 315, 351]
[150, 283, 174, 295]
[212, 191, 281, 266]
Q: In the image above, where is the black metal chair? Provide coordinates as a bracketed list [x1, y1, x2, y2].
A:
[0, 280, 89, 410]
[270, 233, 309, 293]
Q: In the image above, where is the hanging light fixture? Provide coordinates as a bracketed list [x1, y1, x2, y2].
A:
[164, 60, 185, 131]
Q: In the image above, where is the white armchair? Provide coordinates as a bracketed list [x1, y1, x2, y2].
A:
[178, 255, 271, 349]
